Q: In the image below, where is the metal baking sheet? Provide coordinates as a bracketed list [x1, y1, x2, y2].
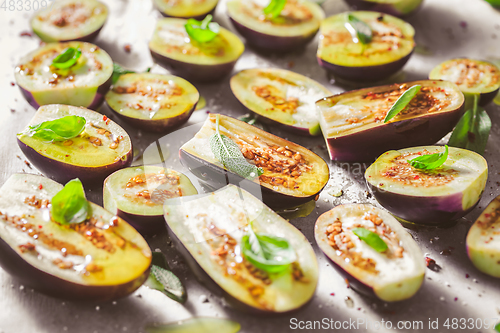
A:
[1, 0, 500, 332]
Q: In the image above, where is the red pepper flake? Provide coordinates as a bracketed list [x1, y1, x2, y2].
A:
[414, 175, 420, 180]
[485, 213, 491, 218]
[465, 273, 470, 278]
[10, 82, 15, 86]
[20, 31, 33, 37]
[38, 225, 43, 229]
[345, 278, 350, 288]
[103, 115, 108, 121]
[38, 184, 43, 190]
[24, 161, 31, 168]
[454, 297, 458, 301]
[330, 293, 335, 296]
[10, 109, 15, 113]
[124, 44, 132, 53]
[459, 21, 467, 29]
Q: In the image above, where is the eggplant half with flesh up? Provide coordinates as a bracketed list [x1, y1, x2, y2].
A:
[429, 58, 500, 107]
[103, 166, 198, 236]
[0, 174, 151, 301]
[230, 68, 331, 136]
[317, 11, 415, 82]
[164, 184, 319, 314]
[365, 146, 488, 225]
[153, 0, 219, 20]
[315, 204, 425, 302]
[14, 41, 113, 110]
[179, 114, 330, 209]
[149, 18, 244, 82]
[227, 0, 325, 52]
[345, 0, 424, 17]
[17, 104, 133, 185]
[31, 0, 108, 42]
[466, 195, 500, 278]
[316, 80, 464, 162]
[105, 73, 199, 132]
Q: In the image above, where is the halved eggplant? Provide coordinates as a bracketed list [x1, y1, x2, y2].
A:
[316, 80, 464, 162]
[17, 104, 133, 185]
[230, 68, 330, 136]
[315, 204, 425, 302]
[103, 166, 198, 235]
[31, 0, 108, 42]
[105, 73, 199, 132]
[0, 174, 151, 301]
[365, 146, 488, 225]
[153, 0, 219, 20]
[179, 114, 330, 208]
[466, 195, 500, 277]
[14, 41, 113, 110]
[317, 11, 415, 82]
[164, 184, 319, 313]
[226, 0, 325, 52]
[429, 58, 500, 107]
[345, 0, 423, 17]
[149, 18, 244, 82]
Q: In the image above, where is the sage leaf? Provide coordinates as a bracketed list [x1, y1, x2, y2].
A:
[384, 85, 421, 123]
[52, 47, 82, 69]
[263, 0, 287, 19]
[345, 13, 372, 45]
[209, 115, 263, 179]
[51, 179, 90, 225]
[185, 15, 220, 43]
[145, 252, 187, 303]
[448, 94, 491, 155]
[409, 145, 449, 170]
[352, 228, 388, 253]
[22, 115, 86, 142]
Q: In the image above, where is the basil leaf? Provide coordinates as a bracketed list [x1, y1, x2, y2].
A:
[185, 15, 220, 43]
[241, 223, 296, 273]
[209, 115, 264, 179]
[51, 179, 90, 225]
[409, 145, 449, 170]
[145, 253, 187, 303]
[263, 0, 286, 19]
[495, 322, 500, 333]
[52, 47, 82, 69]
[448, 94, 491, 155]
[112, 63, 135, 84]
[384, 85, 422, 123]
[352, 227, 388, 253]
[345, 13, 372, 45]
[22, 115, 86, 142]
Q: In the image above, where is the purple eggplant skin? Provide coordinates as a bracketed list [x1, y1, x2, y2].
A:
[150, 50, 238, 83]
[0, 233, 149, 302]
[156, 7, 217, 21]
[109, 102, 197, 133]
[229, 17, 317, 53]
[17, 139, 132, 185]
[345, 0, 424, 17]
[367, 183, 478, 225]
[115, 211, 166, 236]
[317, 51, 413, 82]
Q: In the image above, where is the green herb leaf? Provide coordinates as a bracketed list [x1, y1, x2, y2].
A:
[52, 47, 82, 69]
[352, 227, 388, 253]
[145, 253, 187, 303]
[494, 322, 500, 333]
[112, 63, 135, 84]
[345, 13, 373, 45]
[185, 15, 220, 43]
[51, 179, 90, 225]
[448, 94, 492, 155]
[237, 113, 266, 131]
[263, 0, 286, 19]
[241, 222, 296, 273]
[22, 115, 86, 142]
[209, 115, 264, 179]
[409, 145, 449, 170]
[384, 85, 422, 123]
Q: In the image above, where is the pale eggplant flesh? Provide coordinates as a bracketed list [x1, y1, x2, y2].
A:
[17, 104, 133, 185]
[14, 41, 113, 110]
[179, 114, 330, 209]
[315, 204, 426, 302]
[153, 0, 219, 20]
[316, 80, 464, 162]
[103, 166, 198, 236]
[31, 0, 108, 42]
[163, 184, 319, 314]
[365, 146, 488, 225]
[230, 68, 331, 136]
[466, 195, 500, 278]
[0, 174, 152, 301]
